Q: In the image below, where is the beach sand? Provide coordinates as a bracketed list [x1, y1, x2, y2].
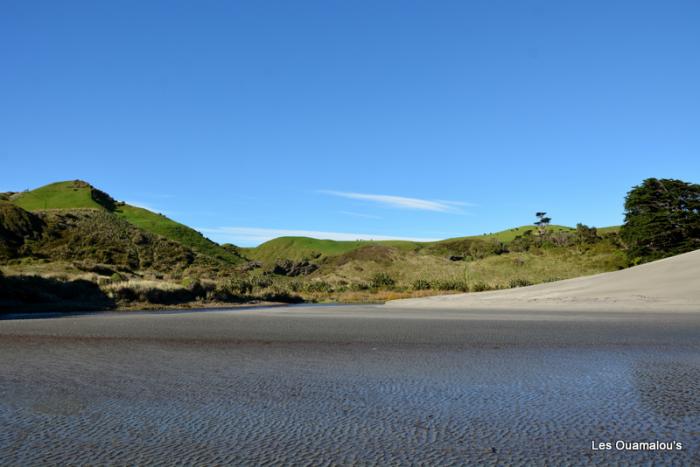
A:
[1, 305, 699, 464]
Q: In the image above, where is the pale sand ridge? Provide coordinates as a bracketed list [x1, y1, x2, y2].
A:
[387, 249, 700, 311]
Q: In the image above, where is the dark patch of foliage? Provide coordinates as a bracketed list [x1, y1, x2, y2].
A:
[575, 224, 599, 244]
[471, 282, 493, 292]
[90, 186, 117, 211]
[369, 272, 395, 289]
[272, 259, 319, 276]
[0, 274, 115, 312]
[509, 278, 532, 288]
[431, 279, 469, 292]
[620, 178, 700, 263]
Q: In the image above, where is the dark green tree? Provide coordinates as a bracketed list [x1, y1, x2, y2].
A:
[575, 223, 598, 244]
[620, 178, 700, 262]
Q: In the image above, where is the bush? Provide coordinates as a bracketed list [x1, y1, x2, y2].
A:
[431, 279, 468, 292]
[369, 272, 395, 289]
[258, 286, 304, 303]
[110, 272, 124, 283]
[509, 278, 532, 288]
[350, 282, 370, 291]
[105, 280, 193, 304]
[251, 276, 273, 289]
[575, 223, 599, 244]
[471, 282, 492, 292]
[412, 279, 431, 290]
[305, 280, 333, 293]
[225, 277, 254, 295]
[181, 276, 196, 288]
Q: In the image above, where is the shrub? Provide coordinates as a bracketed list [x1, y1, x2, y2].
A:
[509, 278, 532, 288]
[258, 286, 304, 303]
[412, 279, 431, 290]
[251, 276, 273, 289]
[369, 272, 395, 289]
[110, 272, 124, 283]
[350, 282, 370, 291]
[305, 280, 333, 293]
[104, 280, 193, 304]
[225, 277, 254, 295]
[0, 274, 115, 311]
[471, 282, 492, 292]
[431, 279, 468, 292]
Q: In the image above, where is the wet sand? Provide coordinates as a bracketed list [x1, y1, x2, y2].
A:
[1, 305, 699, 465]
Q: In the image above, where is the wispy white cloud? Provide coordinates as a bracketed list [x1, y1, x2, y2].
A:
[339, 211, 383, 220]
[319, 190, 474, 213]
[198, 227, 439, 246]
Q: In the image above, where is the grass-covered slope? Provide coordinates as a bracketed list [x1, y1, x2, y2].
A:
[10, 180, 243, 265]
[0, 205, 203, 273]
[246, 225, 615, 264]
[115, 205, 242, 264]
[461, 225, 574, 243]
[244, 236, 420, 263]
[2, 179, 630, 309]
[315, 240, 627, 291]
[13, 181, 107, 210]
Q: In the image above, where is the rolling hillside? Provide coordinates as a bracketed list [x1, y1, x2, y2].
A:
[245, 224, 618, 263]
[9, 180, 243, 265]
[1, 179, 628, 309]
[13, 180, 111, 210]
[243, 236, 421, 263]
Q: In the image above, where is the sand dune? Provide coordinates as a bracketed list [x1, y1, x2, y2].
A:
[388, 249, 700, 311]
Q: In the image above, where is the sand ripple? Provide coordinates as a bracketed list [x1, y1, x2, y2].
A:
[1, 337, 699, 465]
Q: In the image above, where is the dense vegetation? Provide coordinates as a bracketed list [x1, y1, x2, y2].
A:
[7, 177, 694, 312]
[620, 178, 700, 262]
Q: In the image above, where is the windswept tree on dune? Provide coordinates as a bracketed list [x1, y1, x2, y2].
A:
[621, 178, 700, 263]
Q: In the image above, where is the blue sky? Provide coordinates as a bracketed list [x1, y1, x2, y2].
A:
[2, 1, 699, 246]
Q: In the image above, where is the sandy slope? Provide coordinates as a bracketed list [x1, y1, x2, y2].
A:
[388, 249, 700, 311]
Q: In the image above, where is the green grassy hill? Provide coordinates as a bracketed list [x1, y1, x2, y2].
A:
[11, 180, 243, 265]
[13, 181, 106, 210]
[243, 236, 421, 263]
[2, 179, 629, 309]
[246, 224, 617, 264]
[115, 205, 242, 264]
[460, 225, 575, 243]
